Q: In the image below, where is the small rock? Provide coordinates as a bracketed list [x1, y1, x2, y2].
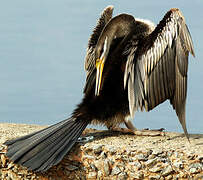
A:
[134, 154, 147, 161]
[16, 169, 28, 175]
[0, 146, 4, 152]
[99, 151, 107, 159]
[118, 172, 127, 180]
[111, 166, 121, 175]
[174, 174, 180, 180]
[198, 155, 203, 162]
[115, 155, 122, 160]
[162, 165, 173, 176]
[189, 163, 203, 174]
[147, 149, 153, 156]
[148, 154, 156, 159]
[158, 157, 167, 163]
[129, 172, 143, 179]
[103, 160, 110, 176]
[7, 163, 14, 169]
[7, 171, 18, 180]
[1, 155, 7, 167]
[97, 170, 103, 179]
[145, 158, 157, 167]
[149, 165, 162, 173]
[82, 155, 95, 160]
[121, 155, 129, 161]
[93, 145, 103, 154]
[167, 151, 173, 157]
[108, 158, 115, 166]
[189, 168, 197, 174]
[149, 175, 161, 180]
[90, 164, 97, 171]
[189, 162, 203, 170]
[66, 164, 78, 171]
[129, 161, 142, 170]
[174, 152, 179, 158]
[108, 146, 117, 155]
[130, 151, 137, 156]
[87, 171, 97, 179]
[173, 160, 183, 169]
[165, 175, 173, 180]
[94, 160, 103, 171]
[152, 149, 163, 155]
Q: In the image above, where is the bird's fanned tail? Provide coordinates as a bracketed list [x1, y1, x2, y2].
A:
[4, 118, 88, 172]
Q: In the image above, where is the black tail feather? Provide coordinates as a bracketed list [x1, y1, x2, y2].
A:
[4, 118, 88, 172]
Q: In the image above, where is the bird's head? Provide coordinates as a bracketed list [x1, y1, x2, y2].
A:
[94, 13, 136, 96]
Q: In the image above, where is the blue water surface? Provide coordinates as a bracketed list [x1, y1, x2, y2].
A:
[0, 0, 202, 134]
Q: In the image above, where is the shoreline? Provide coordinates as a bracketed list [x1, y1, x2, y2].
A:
[0, 123, 203, 179]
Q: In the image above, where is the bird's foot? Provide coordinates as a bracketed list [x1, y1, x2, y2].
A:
[110, 127, 165, 136]
[143, 127, 165, 132]
[110, 127, 135, 134]
[133, 128, 165, 136]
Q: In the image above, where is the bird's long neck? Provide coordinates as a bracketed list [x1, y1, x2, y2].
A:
[95, 14, 136, 60]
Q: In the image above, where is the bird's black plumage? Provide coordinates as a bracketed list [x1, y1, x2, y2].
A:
[4, 6, 195, 172]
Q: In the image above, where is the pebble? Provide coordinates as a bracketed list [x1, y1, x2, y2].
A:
[118, 172, 127, 180]
[121, 154, 129, 161]
[130, 172, 144, 179]
[66, 165, 78, 171]
[189, 162, 203, 170]
[167, 151, 173, 157]
[189, 162, 203, 174]
[111, 166, 121, 175]
[173, 160, 183, 169]
[99, 151, 107, 159]
[145, 158, 157, 167]
[1, 154, 7, 167]
[157, 157, 167, 163]
[93, 145, 103, 154]
[165, 175, 173, 180]
[97, 170, 103, 179]
[198, 155, 203, 162]
[149, 165, 162, 173]
[152, 149, 163, 155]
[162, 166, 173, 176]
[174, 152, 179, 158]
[94, 160, 103, 171]
[134, 154, 147, 161]
[148, 154, 156, 159]
[7, 163, 14, 169]
[82, 155, 95, 160]
[87, 171, 97, 179]
[103, 160, 110, 176]
[90, 164, 97, 171]
[149, 175, 161, 180]
[108, 146, 117, 155]
[189, 167, 198, 174]
[129, 161, 142, 170]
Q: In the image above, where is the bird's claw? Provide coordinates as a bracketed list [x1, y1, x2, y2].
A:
[77, 136, 94, 142]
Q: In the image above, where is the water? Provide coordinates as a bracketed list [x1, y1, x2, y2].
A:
[0, 0, 202, 134]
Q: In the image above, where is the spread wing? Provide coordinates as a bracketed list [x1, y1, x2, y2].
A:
[125, 8, 195, 138]
[84, 5, 114, 93]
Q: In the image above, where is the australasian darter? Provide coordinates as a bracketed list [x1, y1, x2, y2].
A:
[4, 6, 195, 172]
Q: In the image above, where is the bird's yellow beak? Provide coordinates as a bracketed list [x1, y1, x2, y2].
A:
[95, 57, 105, 96]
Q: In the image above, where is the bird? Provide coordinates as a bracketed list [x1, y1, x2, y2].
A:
[4, 6, 195, 172]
